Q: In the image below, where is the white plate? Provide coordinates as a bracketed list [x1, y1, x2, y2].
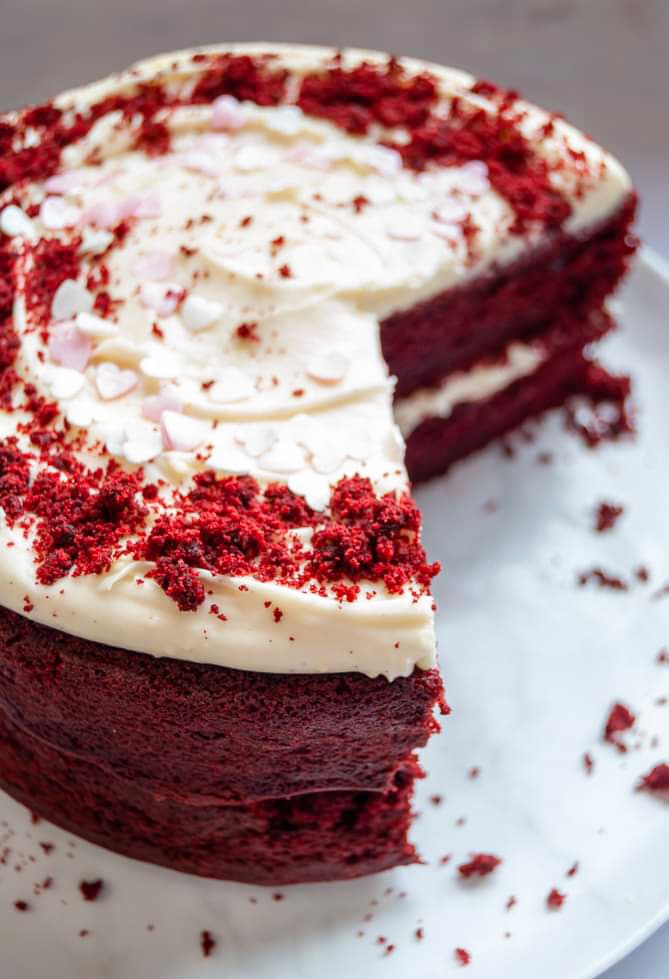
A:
[0, 251, 668, 979]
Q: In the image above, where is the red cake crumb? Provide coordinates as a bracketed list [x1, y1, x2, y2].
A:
[458, 853, 502, 878]
[454, 947, 471, 966]
[506, 895, 517, 910]
[577, 568, 628, 591]
[200, 930, 216, 957]
[79, 929, 89, 938]
[39, 842, 54, 854]
[603, 702, 636, 751]
[429, 794, 443, 806]
[637, 764, 669, 793]
[272, 892, 284, 902]
[14, 900, 30, 911]
[79, 878, 104, 901]
[415, 927, 424, 940]
[657, 650, 669, 665]
[566, 862, 579, 878]
[583, 752, 594, 774]
[546, 888, 566, 909]
[439, 854, 452, 865]
[235, 321, 260, 342]
[468, 767, 480, 779]
[594, 502, 624, 533]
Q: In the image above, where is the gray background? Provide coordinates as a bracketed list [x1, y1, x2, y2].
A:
[1, 0, 668, 975]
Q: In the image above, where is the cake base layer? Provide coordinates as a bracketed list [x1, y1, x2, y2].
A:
[404, 347, 629, 483]
[383, 194, 637, 399]
[0, 608, 445, 805]
[0, 701, 420, 884]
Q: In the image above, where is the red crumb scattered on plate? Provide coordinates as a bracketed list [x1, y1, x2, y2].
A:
[468, 767, 480, 779]
[577, 568, 628, 591]
[79, 879, 104, 902]
[200, 930, 216, 957]
[415, 927, 424, 940]
[506, 895, 517, 910]
[657, 649, 669, 664]
[566, 861, 579, 878]
[583, 752, 595, 774]
[14, 900, 30, 912]
[429, 794, 443, 806]
[603, 702, 636, 751]
[547, 888, 566, 909]
[637, 763, 669, 792]
[272, 892, 284, 902]
[594, 501, 624, 532]
[455, 947, 471, 966]
[458, 853, 502, 878]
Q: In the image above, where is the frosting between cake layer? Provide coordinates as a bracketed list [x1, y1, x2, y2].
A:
[0, 44, 632, 678]
[394, 342, 544, 436]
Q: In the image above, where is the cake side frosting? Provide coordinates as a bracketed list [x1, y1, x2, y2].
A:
[0, 44, 632, 678]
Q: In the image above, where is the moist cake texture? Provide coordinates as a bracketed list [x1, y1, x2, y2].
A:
[0, 43, 636, 883]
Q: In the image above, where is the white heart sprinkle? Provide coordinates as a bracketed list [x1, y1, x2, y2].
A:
[306, 351, 350, 384]
[51, 279, 93, 320]
[265, 105, 304, 136]
[96, 362, 138, 400]
[79, 228, 114, 255]
[48, 322, 92, 372]
[453, 160, 489, 196]
[287, 471, 331, 511]
[432, 198, 468, 224]
[233, 145, 279, 172]
[311, 444, 348, 474]
[46, 367, 86, 400]
[357, 144, 402, 177]
[182, 150, 220, 177]
[139, 351, 181, 380]
[139, 281, 184, 316]
[75, 311, 118, 337]
[142, 387, 182, 422]
[160, 411, 207, 452]
[211, 95, 246, 131]
[258, 439, 304, 474]
[66, 400, 96, 427]
[209, 367, 255, 403]
[0, 205, 35, 238]
[123, 426, 163, 464]
[238, 426, 277, 458]
[347, 430, 371, 462]
[40, 196, 81, 229]
[206, 445, 251, 474]
[132, 251, 172, 282]
[386, 217, 423, 242]
[180, 294, 223, 332]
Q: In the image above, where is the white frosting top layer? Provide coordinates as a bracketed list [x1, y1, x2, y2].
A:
[0, 44, 631, 679]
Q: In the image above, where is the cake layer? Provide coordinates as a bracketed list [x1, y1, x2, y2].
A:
[0, 43, 633, 677]
[384, 193, 637, 399]
[403, 345, 630, 483]
[0, 702, 420, 885]
[0, 606, 445, 803]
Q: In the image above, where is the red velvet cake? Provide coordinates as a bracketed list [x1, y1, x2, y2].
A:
[0, 44, 636, 884]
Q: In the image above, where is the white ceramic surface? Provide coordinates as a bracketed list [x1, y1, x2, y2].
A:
[0, 251, 667, 979]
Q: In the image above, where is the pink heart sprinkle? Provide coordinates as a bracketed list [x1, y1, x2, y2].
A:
[160, 411, 206, 452]
[95, 363, 138, 400]
[80, 200, 124, 229]
[132, 251, 172, 282]
[48, 322, 92, 372]
[44, 171, 86, 194]
[142, 388, 182, 422]
[139, 282, 186, 317]
[123, 193, 162, 219]
[211, 95, 246, 131]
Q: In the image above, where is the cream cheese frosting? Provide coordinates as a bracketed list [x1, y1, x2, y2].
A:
[0, 43, 632, 678]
